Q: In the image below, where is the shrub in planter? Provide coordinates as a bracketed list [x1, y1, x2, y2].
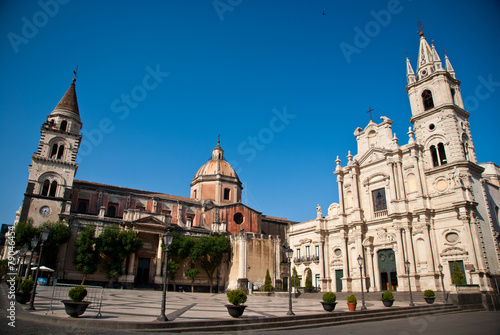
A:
[321, 292, 337, 312]
[347, 294, 357, 303]
[424, 289, 436, 304]
[225, 290, 247, 318]
[381, 291, 394, 307]
[323, 292, 337, 303]
[15, 278, 33, 304]
[62, 285, 90, 317]
[19, 278, 34, 294]
[69, 285, 88, 302]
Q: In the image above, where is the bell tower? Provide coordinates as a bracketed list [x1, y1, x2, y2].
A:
[19, 78, 83, 225]
[405, 31, 477, 169]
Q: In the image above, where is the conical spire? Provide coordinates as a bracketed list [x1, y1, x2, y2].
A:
[52, 78, 80, 118]
[431, 43, 443, 70]
[445, 54, 455, 78]
[406, 57, 415, 84]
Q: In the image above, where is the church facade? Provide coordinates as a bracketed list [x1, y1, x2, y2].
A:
[289, 32, 500, 294]
[13, 78, 291, 290]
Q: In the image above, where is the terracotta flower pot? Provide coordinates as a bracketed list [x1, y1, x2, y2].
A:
[347, 302, 357, 311]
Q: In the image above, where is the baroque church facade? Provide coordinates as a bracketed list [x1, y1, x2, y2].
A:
[289, 32, 500, 294]
[13, 77, 292, 290]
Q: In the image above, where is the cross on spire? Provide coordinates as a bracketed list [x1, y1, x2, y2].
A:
[73, 65, 79, 82]
[367, 107, 374, 121]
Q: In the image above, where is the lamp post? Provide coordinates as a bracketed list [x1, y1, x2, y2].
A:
[28, 226, 50, 310]
[157, 231, 173, 321]
[438, 264, 447, 302]
[285, 247, 294, 315]
[17, 244, 28, 278]
[24, 236, 39, 280]
[357, 255, 367, 311]
[405, 260, 415, 307]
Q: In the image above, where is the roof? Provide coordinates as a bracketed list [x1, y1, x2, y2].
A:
[51, 78, 80, 118]
[73, 180, 200, 204]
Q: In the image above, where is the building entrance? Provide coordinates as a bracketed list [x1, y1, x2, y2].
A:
[136, 257, 151, 287]
[378, 249, 398, 291]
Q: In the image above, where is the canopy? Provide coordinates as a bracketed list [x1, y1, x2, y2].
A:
[30, 266, 54, 272]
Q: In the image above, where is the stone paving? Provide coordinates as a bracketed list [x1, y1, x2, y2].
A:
[28, 286, 430, 323]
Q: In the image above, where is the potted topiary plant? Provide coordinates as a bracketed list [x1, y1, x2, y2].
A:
[321, 292, 337, 312]
[424, 289, 435, 304]
[347, 294, 357, 311]
[225, 289, 247, 318]
[381, 291, 394, 307]
[15, 278, 34, 304]
[61, 285, 91, 317]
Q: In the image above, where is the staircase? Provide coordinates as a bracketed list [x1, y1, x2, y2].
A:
[142, 304, 469, 333]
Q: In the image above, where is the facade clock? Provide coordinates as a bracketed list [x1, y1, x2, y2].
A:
[40, 206, 51, 216]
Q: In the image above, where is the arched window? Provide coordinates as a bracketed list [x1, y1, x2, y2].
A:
[430, 143, 447, 167]
[223, 188, 230, 200]
[430, 145, 439, 167]
[107, 205, 117, 218]
[422, 90, 434, 110]
[438, 143, 447, 165]
[49, 181, 58, 197]
[60, 120, 67, 132]
[41, 180, 50, 196]
[50, 144, 58, 159]
[57, 145, 64, 160]
[451, 88, 456, 104]
[462, 134, 470, 161]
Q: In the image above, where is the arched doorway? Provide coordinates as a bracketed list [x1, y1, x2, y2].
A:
[378, 249, 398, 291]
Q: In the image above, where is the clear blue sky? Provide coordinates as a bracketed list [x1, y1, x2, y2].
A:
[1, 0, 499, 225]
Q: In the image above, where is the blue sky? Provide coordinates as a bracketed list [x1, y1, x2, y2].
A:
[1, 0, 499, 225]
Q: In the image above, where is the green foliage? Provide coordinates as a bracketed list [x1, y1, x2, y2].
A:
[68, 285, 87, 303]
[322, 292, 336, 303]
[0, 259, 8, 279]
[39, 221, 72, 269]
[305, 268, 313, 289]
[189, 234, 231, 292]
[185, 267, 200, 280]
[226, 289, 247, 306]
[424, 289, 435, 297]
[451, 261, 466, 285]
[14, 219, 37, 249]
[97, 225, 142, 279]
[347, 294, 357, 303]
[19, 278, 34, 294]
[291, 267, 300, 287]
[264, 269, 273, 291]
[382, 291, 394, 300]
[73, 225, 99, 283]
[168, 260, 180, 281]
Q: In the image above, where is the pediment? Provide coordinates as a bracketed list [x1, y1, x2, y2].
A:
[132, 215, 167, 226]
[357, 148, 388, 167]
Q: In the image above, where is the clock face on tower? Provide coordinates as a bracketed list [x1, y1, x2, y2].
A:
[39, 206, 51, 216]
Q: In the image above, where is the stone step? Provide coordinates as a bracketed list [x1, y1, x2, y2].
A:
[148, 304, 463, 333]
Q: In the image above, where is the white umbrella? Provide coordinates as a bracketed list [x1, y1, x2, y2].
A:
[30, 266, 54, 272]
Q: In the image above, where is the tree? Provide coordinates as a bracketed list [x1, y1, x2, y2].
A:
[14, 219, 37, 249]
[167, 260, 180, 291]
[73, 225, 99, 284]
[38, 221, 72, 269]
[97, 225, 142, 281]
[185, 267, 200, 292]
[305, 268, 313, 290]
[264, 269, 273, 291]
[291, 266, 300, 288]
[451, 261, 466, 285]
[190, 234, 231, 293]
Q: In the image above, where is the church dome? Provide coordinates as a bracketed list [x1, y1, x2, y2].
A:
[194, 159, 238, 178]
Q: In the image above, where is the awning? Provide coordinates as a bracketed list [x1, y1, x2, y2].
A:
[30, 266, 54, 272]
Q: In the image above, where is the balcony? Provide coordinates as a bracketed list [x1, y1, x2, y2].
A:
[374, 209, 388, 218]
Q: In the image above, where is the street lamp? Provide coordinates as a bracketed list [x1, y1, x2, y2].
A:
[17, 244, 28, 277]
[438, 264, 447, 302]
[28, 226, 50, 310]
[24, 236, 39, 280]
[285, 247, 294, 316]
[405, 260, 415, 307]
[357, 255, 367, 311]
[157, 231, 173, 321]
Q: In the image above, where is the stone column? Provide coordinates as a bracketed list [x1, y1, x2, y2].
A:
[389, 162, 398, 200]
[395, 228, 406, 287]
[404, 228, 416, 273]
[423, 223, 436, 272]
[372, 248, 380, 292]
[337, 175, 345, 213]
[238, 234, 247, 279]
[397, 161, 406, 199]
[155, 235, 163, 283]
[366, 247, 375, 291]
